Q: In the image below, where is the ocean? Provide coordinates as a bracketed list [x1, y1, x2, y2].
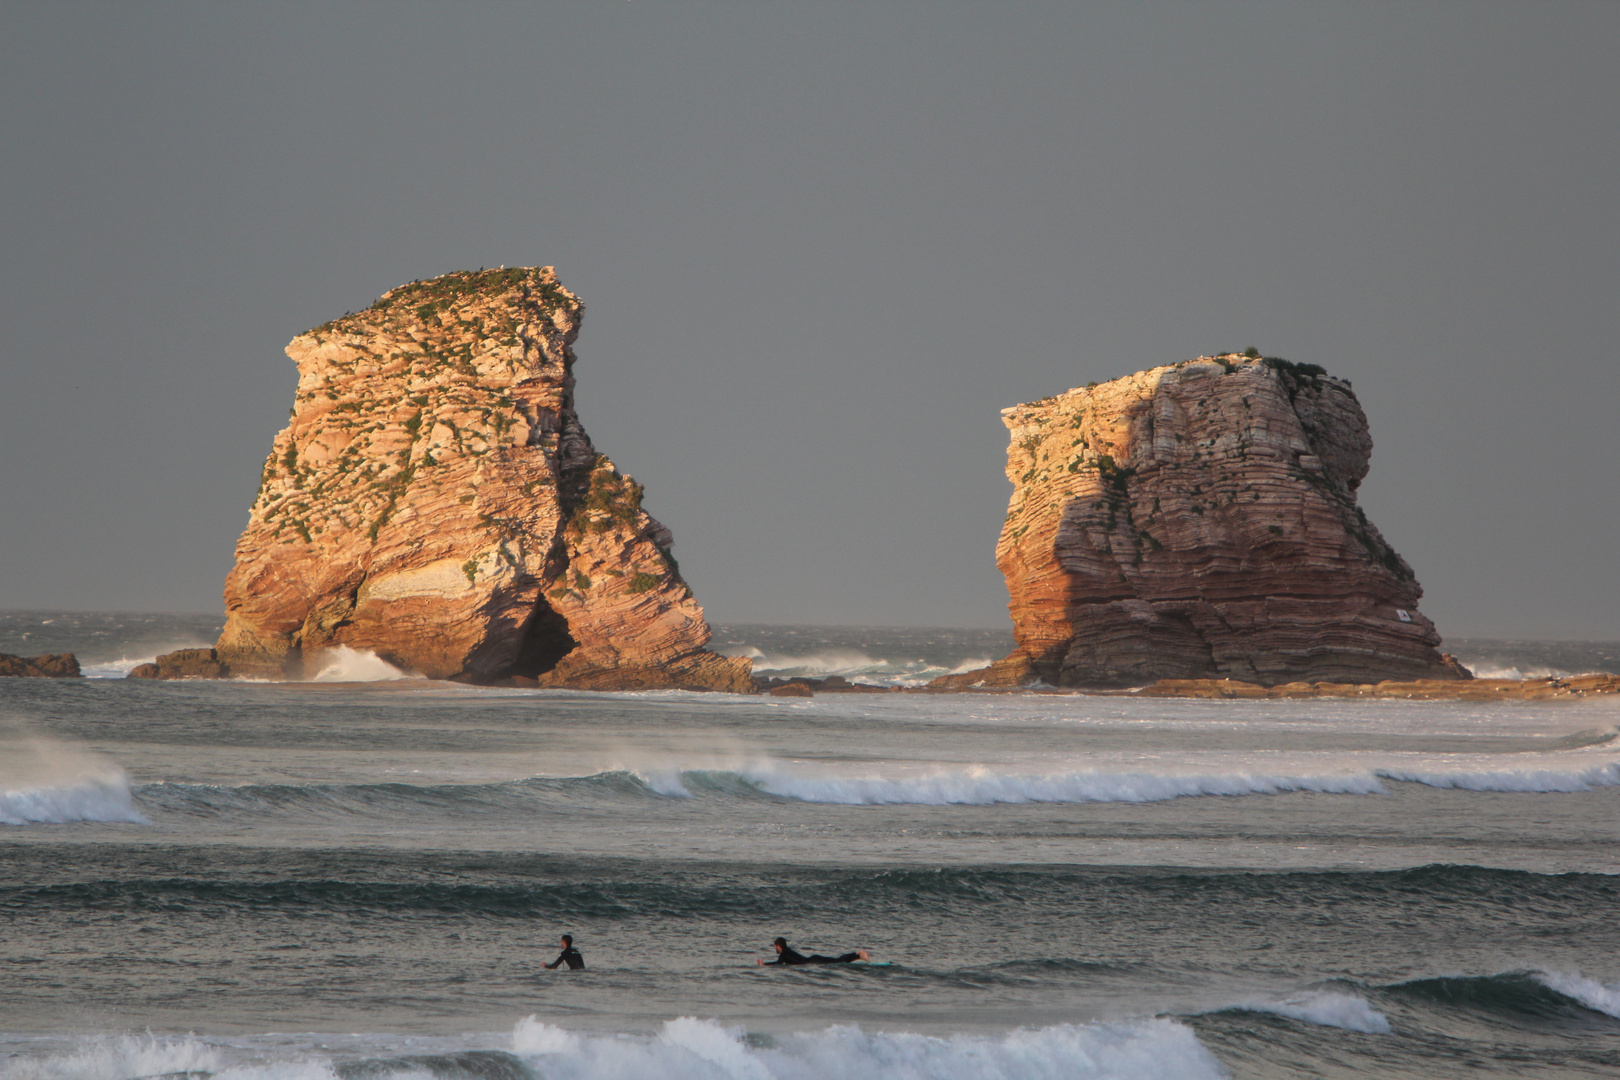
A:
[2, 611, 1618, 1079]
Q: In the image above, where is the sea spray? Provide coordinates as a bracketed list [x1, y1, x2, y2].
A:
[0, 729, 146, 826]
[310, 645, 413, 682]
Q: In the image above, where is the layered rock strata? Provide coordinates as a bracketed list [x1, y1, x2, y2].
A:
[215, 267, 753, 692]
[960, 354, 1464, 688]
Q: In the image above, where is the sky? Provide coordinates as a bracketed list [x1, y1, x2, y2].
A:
[1, 2, 1615, 638]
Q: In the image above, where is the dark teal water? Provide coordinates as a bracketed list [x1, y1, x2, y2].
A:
[2, 613, 1619, 1079]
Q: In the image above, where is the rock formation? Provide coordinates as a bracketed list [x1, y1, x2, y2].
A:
[953, 353, 1465, 688]
[214, 267, 753, 692]
[128, 649, 225, 680]
[0, 653, 81, 678]
[1139, 674, 1617, 701]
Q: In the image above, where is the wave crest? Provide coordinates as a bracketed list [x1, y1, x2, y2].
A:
[1228, 989, 1392, 1033]
[513, 1015, 1225, 1080]
[1532, 970, 1620, 1019]
[0, 734, 147, 826]
[0, 1034, 223, 1080]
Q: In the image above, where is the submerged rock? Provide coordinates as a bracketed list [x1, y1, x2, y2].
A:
[216, 267, 753, 692]
[951, 353, 1466, 688]
[0, 652, 81, 678]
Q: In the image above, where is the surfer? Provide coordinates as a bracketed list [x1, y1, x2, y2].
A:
[543, 934, 585, 970]
[757, 937, 870, 965]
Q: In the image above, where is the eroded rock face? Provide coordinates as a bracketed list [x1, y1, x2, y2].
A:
[984, 354, 1463, 687]
[217, 267, 753, 692]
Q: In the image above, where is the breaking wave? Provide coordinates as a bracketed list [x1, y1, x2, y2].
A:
[0, 775, 146, 826]
[0, 1017, 1225, 1080]
[717, 646, 993, 687]
[1382, 970, 1620, 1025]
[0, 1033, 224, 1080]
[79, 655, 162, 679]
[8, 979, 1620, 1080]
[645, 758, 1620, 805]
[311, 645, 413, 682]
[1461, 662, 1571, 680]
[1221, 989, 1392, 1033]
[1531, 970, 1620, 1019]
[0, 734, 147, 826]
[510, 1015, 1226, 1080]
[119, 752, 1620, 825]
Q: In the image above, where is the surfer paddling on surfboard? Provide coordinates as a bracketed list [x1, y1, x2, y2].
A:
[757, 936, 870, 965]
[543, 934, 584, 970]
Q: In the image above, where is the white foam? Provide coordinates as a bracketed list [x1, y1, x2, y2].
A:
[1534, 970, 1620, 1018]
[310, 645, 412, 682]
[1378, 762, 1620, 793]
[0, 733, 147, 826]
[1234, 990, 1391, 1033]
[0, 1034, 225, 1080]
[750, 648, 887, 674]
[728, 646, 993, 687]
[512, 1015, 1226, 1080]
[737, 765, 1384, 805]
[1458, 662, 1569, 680]
[79, 656, 159, 679]
[617, 749, 1620, 806]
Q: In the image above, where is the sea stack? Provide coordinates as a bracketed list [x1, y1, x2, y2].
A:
[966, 353, 1465, 688]
[213, 267, 753, 692]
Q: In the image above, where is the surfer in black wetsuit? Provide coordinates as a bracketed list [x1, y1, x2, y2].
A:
[757, 936, 870, 965]
[543, 934, 584, 970]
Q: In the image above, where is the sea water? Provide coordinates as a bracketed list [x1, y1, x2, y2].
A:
[2, 612, 1618, 1078]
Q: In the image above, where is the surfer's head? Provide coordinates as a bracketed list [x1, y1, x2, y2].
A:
[773, 937, 787, 952]
[561, 934, 573, 947]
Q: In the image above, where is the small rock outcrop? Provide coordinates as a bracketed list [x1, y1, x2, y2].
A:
[215, 267, 753, 692]
[954, 353, 1465, 688]
[129, 649, 226, 680]
[0, 653, 81, 678]
[1141, 674, 1618, 701]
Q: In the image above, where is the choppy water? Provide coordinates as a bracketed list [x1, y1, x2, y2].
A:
[2, 612, 1619, 1078]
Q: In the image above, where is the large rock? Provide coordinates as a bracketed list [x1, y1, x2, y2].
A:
[0, 653, 81, 678]
[966, 353, 1465, 688]
[216, 267, 754, 692]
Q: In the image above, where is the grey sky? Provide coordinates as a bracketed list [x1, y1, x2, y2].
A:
[1, 2, 1615, 637]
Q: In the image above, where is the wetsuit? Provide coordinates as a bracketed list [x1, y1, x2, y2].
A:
[544, 945, 584, 970]
[765, 945, 862, 965]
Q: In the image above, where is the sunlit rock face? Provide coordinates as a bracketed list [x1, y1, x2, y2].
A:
[216, 267, 754, 692]
[987, 354, 1465, 687]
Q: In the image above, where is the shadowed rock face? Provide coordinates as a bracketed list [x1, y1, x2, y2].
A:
[987, 354, 1464, 687]
[216, 267, 753, 692]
